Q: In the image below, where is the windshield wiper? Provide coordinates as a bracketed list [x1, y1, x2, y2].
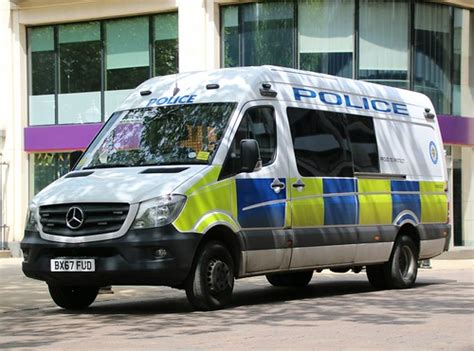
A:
[83, 163, 132, 170]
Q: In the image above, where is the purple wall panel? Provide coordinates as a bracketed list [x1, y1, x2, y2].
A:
[23, 115, 474, 153]
[438, 115, 474, 146]
[24, 123, 103, 152]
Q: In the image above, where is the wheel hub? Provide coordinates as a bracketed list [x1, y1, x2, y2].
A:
[207, 259, 231, 293]
[399, 245, 415, 279]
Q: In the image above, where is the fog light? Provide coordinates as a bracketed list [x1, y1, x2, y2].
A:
[154, 248, 168, 259]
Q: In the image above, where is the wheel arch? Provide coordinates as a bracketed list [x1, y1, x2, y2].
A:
[195, 225, 242, 278]
[396, 224, 421, 258]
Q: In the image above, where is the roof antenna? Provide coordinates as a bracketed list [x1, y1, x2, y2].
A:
[173, 73, 180, 96]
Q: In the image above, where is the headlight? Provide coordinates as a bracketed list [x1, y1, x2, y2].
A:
[132, 194, 186, 229]
[25, 207, 38, 231]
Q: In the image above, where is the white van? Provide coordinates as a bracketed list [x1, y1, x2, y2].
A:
[22, 66, 450, 311]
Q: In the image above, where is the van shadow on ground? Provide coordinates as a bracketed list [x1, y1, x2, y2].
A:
[0, 276, 472, 349]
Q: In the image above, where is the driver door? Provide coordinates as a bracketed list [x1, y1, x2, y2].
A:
[220, 101, 292, 274]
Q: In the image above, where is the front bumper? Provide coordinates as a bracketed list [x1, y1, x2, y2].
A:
[21, 226, 201, 287]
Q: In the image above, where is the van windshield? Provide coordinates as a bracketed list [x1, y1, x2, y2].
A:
[77, 103, 236, 170]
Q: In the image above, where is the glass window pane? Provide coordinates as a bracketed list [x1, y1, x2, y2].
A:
[105, 17, 150, 117]
[221, 106, 277, 178]
[452, 8, 462, 116]
[414, 3, 452, 114]
[221, 6, 239, 67]
[346, 114, 379, 173]
[29, 26, 55, 125]
[287, 107, 353, 177]
[32, 153, 70, 195]
[58, 22, 101, 124]
[298, 0, 354, 78]
[154, 13, 179, 76]
[359, 0, 409, 88]
[241, 1, 295, 67]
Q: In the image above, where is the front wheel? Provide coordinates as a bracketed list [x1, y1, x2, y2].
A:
[185, 241, 234, 311]
[48, 285, 99, 310]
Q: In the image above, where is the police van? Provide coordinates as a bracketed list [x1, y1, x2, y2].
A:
[21, 66, 450, 311]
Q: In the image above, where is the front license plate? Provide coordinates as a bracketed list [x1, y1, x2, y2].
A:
[50, 258, 95, 272]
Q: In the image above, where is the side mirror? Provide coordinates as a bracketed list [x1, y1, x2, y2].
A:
[240, 139, 262, 173]
[69, 150, 83, 171]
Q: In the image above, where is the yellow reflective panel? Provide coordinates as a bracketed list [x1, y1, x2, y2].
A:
[419, 181, 445, 193]
[421, 194, 448, 223]
[290, 177, 324, 227]
[358, 179, 391, 225]
[174, 168, 237, 233]
[185, 166, 222, 196]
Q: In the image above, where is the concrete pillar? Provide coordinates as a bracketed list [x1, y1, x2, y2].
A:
[459, 10, 474, 247]
[178, 0, 220, 72]
[461, 147, 474, 246]
[459, 9, 473, 118]
[0, 1, 28, 255]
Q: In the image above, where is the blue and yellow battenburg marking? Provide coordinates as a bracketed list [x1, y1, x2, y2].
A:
[173, 170, 447, 233]
[234, 178, 447, 228]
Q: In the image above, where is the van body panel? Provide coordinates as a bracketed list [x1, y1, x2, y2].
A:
[21, 66, 450, 294]
[33, 165, 208, 206]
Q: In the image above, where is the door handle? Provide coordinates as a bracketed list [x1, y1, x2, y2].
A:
[270, 178, 285, 194]
[292, 179, 306, 191]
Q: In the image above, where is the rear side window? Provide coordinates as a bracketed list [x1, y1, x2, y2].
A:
[346, 114, 379, 173]
[220, 106, 276, 178]
[287, 107, 353, 177]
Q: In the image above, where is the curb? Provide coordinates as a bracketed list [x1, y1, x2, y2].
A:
[0, 250, 12, 259]
[436, 248, 474, 260]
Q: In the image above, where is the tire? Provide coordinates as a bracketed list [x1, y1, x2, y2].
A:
[366, 264, 388, 289]
[48, 285, 99, 310]
[266, 270, 313, 287]
[366, 235, 418, 289]
[386, 235, 418, 288]
[185, 241, 234, 311]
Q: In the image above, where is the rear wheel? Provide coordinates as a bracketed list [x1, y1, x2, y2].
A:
[366, 235, 418, 289]
[387, 235, 418, 288]
[366, 264, 388, 289]
[266, 270, 313, 287]
[48, 285, 99, 310]
[185, 241, 234, 311]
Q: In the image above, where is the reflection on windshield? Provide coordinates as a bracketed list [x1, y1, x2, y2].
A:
[77, 103, 236, 169]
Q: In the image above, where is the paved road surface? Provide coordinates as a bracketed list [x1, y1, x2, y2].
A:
[0, 259, 473, 350]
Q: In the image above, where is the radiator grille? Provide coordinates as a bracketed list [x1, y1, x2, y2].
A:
[39, 203, 130, 236]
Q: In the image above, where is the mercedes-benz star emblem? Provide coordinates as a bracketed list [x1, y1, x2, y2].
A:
[66, 207, 84, 230]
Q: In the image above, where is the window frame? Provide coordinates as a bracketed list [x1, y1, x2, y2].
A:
[219, 0, 459, 114]
[286, 106, 355, 178]
[27, 11, 179, 127]
[219, 104, 278, 180]
[345, 113, 381, 174]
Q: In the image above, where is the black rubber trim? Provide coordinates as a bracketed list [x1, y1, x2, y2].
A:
[239, 230, 290, 251]
[64, 171, 94, 178]
[140, 167, 189, 174]
[241, 225, 397, 251]
[21, 226, 202, 287]
[418, 224, 451, 241]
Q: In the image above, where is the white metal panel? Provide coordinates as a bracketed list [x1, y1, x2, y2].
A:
[375, 118, 445, 180]
[419, 238, 447, 259]
[290, 245, 356, 268]
[32, 165, 208, 207]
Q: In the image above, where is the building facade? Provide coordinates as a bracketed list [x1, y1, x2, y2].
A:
[0, 0, 473, 255]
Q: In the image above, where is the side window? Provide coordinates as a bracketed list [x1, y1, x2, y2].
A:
[220, 106, 276, 178]
[346, 114, 380, 173]
[287, 107, 353, 177]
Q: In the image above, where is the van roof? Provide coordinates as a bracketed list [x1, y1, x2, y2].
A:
[117, 65, 435, 117]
